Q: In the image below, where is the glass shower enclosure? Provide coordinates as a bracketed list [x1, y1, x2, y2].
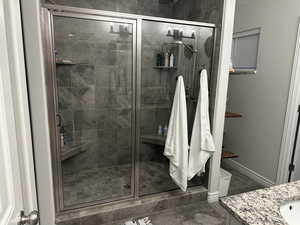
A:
[42, 6, 215, 212]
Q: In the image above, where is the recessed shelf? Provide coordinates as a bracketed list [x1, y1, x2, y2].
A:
[61, 142, 89, 161]
[141, 135, 166, 146]
[225, 112, 242, 118]
[222, 150, 238, 159]
[141, 135, 239, 159]
[153, 66, 177, 70]
[229, 69, 256, 75]
[56, 59, 76, 65]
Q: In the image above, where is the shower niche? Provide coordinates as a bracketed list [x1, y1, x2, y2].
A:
[43, 7, 215, 213]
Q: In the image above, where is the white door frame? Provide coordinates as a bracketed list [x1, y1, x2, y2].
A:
[3, 0, 38, 212]
[20, 0, 56, 224]
[1, 0, 38, 222]
[208, 0, 236, 202]
[277, 18, 300, 184]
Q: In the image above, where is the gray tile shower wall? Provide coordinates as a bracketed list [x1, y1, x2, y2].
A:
[45, 0, 173, 18]
[46, 0, 224, 116]
[45, 0, 223, 24]
[55, 22, 133, 161]
[54, 16, 134, 206]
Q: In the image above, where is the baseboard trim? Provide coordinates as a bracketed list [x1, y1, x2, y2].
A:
[207, 191, 219, 203]
[223, 159, 275, 187]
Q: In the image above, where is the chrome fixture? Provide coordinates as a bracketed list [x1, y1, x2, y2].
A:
[110, 23, 132, 35]
[175, 40, 197, 54]
[167, 28, 196, 40]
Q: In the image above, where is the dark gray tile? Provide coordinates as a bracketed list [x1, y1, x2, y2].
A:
[58, 87, 73, 111]
[116, 128, 132, 148]
[73, 129, 97, 141]
[74, 110, 97, 130]
[80, 212, 114, 225]
[95, 88, 132, 109]
[111, 109, 132, 129]
[71, 65, 95, 88]
[56, 219, 81, 225]
[72, 86, 95, 110]
[56, 66, 72, 87]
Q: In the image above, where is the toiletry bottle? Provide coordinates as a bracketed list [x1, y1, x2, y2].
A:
[158, 125, 163, 136]
[60, 126, 65, 147]
[60, 134, 64, 147]
[169, 53, 174, 67]
[161, 52, 165, 67]
[164, 52, 169, 67]
[163, 125, 168, 137]
[156, 53, 162, 66]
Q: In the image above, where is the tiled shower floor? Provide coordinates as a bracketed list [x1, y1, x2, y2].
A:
[63, 161, 204, 206]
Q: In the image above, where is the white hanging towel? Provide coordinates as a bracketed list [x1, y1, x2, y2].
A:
[164, 76, 189, 192]
[188, 69, 216, 180]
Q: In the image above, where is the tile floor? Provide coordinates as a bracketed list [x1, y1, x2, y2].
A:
[101, 168, 264, 225]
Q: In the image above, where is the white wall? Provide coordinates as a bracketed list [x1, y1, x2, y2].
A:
[21, 1, 56, 224]
[224, 0, 300, 183]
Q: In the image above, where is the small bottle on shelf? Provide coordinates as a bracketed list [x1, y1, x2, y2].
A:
[163, 125, 168, 137]
[158, 125, 163, 136]
[164, 52, 169, 67]
[161, 53, 165, 67]
[156, 53, 162, 66]
[169, 53, 174, 67]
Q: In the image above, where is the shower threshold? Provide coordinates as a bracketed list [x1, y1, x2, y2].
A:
[56, 186, 207, 225]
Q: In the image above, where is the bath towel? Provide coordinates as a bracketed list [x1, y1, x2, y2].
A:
[188, 69, 216, 180]
[164, 76, 189, 192]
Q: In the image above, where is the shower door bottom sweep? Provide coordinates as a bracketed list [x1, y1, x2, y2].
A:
[43, 6, 216, 213]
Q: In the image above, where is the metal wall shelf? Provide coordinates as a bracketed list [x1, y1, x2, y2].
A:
[225, 112, 242, 118]
[56, 59, 76, 65]
[153, 66, 177, 70]
[229, 69, 257, 75]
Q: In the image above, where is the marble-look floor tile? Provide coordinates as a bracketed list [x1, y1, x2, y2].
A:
[101, 202, 227, 225]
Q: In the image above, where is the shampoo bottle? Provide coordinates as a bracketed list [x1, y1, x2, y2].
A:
[169, 53, 174, 67]
[164, 52, 169, 67]
[158, 125, 163, 136]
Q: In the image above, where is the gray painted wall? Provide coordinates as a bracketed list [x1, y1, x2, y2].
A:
[224, 0, 300, 182]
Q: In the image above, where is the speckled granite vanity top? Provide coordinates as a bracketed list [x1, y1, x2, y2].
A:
[220, 181, 300, 225]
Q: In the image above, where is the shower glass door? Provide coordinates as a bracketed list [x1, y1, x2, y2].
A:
[45, 8, 216, 212]
[52, 14, 136, 208]
[139, 20, 214, 195]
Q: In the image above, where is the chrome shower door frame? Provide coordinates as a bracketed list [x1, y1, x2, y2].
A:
[42, 4, 217, 215]
[42, 8, 138, 212]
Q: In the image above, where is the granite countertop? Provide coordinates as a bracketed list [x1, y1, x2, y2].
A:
[220, 180, 300, 225]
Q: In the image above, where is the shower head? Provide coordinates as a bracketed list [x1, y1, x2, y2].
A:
[175, 40, 197, 54]
[174, 41, 197, 59]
